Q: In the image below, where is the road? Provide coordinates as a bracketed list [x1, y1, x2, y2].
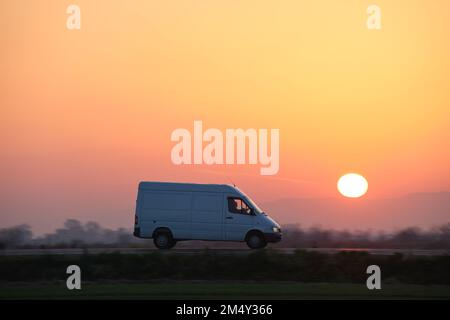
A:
[1, 247, 448, 256]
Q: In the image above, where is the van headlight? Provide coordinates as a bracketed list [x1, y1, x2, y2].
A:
[272, 227, 281, 233]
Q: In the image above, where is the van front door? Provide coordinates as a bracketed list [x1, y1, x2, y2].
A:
[224, 196, 255, 241]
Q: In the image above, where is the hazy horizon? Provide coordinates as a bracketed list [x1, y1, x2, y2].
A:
[2, 190, 449, 236]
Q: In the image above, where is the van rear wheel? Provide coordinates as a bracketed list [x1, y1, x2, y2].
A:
[153, 230, 176, 249]
[246, 232, 267, 249]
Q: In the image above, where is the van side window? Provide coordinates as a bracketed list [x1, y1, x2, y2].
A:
[227, 197, 252, 215]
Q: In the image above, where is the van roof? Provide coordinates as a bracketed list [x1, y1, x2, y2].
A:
[138, 181, 238, 193]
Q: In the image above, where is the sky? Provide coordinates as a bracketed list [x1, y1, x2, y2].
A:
[1, 1, 449, 234]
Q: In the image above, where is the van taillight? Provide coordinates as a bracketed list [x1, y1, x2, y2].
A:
[134, 215, 138, 225]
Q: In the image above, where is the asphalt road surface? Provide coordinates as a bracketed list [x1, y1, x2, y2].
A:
[1, 247, 448, 256]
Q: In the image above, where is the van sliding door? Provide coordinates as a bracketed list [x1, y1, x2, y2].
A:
[190, 193, 224, 240]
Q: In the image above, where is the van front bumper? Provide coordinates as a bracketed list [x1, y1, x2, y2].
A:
[264, 232, 282, 243]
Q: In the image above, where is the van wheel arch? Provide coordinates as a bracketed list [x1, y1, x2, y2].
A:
[153, 227, 176, 249]
[245, 230, 267, 249]
[152, 227, 173, 238]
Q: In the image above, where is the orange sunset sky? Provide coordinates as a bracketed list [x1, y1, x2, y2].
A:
[1, 1, 449, 234]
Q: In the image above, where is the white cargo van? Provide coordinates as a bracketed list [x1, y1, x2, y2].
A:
[133, 182, 282, 249]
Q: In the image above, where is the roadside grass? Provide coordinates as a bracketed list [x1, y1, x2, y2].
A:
[1, 282, 450, 299]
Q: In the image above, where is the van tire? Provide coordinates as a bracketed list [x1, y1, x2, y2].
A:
[153, 229, 176, 249]
[245, 231, 267, 249]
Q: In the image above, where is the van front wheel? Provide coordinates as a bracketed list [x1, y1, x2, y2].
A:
[246, 232, 267, 249]
[153, 230, 176, 249]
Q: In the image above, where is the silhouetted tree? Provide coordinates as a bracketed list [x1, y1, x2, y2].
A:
[0, 224, 33, 248]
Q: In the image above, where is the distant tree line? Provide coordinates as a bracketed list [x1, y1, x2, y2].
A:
[275, 223, 450, 249]
[0, 220, 449, 249]
[0, 220, 135, 249]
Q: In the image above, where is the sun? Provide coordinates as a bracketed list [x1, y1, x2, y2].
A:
[337, 173, 368, 198]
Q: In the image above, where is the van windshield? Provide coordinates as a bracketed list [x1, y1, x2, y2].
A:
[242, 195, 263, 214]
[233, 187, 264, 214]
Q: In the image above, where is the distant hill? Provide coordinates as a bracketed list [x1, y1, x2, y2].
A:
[262, 192, 450, 231]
